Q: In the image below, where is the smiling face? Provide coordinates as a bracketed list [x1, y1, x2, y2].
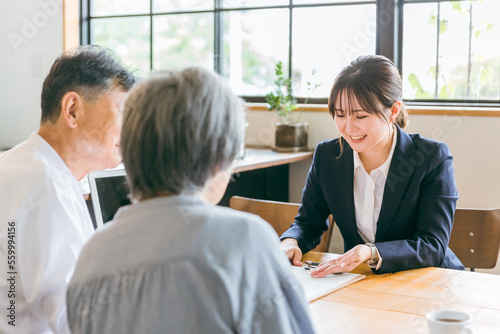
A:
[78, 86, 128, 171]
[334, 91, 394, 156]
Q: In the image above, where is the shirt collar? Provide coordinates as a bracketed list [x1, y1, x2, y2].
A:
[353, 148, 363, 171]
[28, 132, 82, 184]
[353, 124, 398, 178]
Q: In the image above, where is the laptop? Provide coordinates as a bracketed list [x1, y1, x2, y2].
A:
[87, 167, 131, 229]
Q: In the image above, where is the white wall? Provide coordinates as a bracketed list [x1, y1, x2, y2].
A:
[0, 0, 63, 149]
[245, 109, 500, 274]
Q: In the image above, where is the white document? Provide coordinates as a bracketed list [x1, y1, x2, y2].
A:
[291, 266, 365, 302]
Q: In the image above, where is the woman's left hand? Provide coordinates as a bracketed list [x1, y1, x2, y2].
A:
[310, 244, 371, 278]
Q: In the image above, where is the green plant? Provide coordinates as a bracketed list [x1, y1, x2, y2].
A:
[265, 61, 297, 123]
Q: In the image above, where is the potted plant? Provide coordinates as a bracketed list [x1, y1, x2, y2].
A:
[265, 61, 309, 152]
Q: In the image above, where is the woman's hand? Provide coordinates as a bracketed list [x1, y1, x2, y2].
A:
[310, 244, 371, 278]
[280, 238, 303, 266]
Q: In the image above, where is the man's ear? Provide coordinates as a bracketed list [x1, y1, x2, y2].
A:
[389, 101, 402, 123]
[60, 91, 83, 129]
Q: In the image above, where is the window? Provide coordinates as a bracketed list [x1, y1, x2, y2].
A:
[82, 0, 500, 106]
[402, 0, 500, 105]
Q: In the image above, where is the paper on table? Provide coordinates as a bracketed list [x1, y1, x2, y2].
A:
[291, 266, 365, 302]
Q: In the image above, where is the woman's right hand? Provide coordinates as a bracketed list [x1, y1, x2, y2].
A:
[280, 238, 303, 266]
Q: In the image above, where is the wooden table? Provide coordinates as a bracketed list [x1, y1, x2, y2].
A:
[232, 148, 313, 173]
[302, 251, 500, 333]
[219, 148, 313, 206]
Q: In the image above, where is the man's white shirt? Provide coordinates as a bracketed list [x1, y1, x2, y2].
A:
[0, 133, 94, 333]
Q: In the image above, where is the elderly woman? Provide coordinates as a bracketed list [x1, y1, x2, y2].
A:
[66, 67, 315, 334]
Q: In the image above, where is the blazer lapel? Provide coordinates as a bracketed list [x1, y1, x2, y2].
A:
[375, 126, 416, 242]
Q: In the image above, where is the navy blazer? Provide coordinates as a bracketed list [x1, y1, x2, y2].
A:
[281, 126, 465, 274]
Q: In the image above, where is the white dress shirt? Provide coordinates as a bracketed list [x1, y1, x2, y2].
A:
[353, 127, 397, 268]
[0, 133, 94, 334]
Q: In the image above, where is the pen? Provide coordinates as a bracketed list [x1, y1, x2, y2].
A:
[303, 261, 320, 270]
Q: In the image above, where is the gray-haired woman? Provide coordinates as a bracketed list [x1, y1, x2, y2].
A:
[66, 67, 315, 334]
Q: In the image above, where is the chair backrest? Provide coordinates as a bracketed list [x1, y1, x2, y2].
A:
[449, 208, 500, 270]
[229, 196, 334, 252]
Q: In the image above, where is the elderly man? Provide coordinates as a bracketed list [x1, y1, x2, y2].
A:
[0, 46, 135, 334]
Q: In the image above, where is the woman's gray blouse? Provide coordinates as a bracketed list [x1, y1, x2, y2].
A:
[66, 195, 315, 334]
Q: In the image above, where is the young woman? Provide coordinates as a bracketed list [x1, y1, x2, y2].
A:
[280, 55, 464, 276]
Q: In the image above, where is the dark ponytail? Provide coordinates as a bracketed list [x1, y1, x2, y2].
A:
[395, 104, 409, 130]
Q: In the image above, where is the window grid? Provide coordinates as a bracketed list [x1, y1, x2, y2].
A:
[84, 1, 376, 75]
[402, 0, 499, 106]
[82, 0, 500, 107]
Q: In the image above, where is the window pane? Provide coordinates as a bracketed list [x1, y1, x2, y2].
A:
[91, 17, 151, 78]
[469, 0, 500, 100]
[153, 14, 214, 70]
[222, 0, 288, 8]
[153, 0, 213, 13]
[222, 9, 289, 96]
[436, 2, 471, 100]
[293, 4, 376, 98]
[403, 0, 500, 101]
[402, 3, 438, 100]
[91, 0, 149, 16]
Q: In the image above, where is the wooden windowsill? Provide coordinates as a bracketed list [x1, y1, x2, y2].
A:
[246, 103, 327, 113]
[246, 103, 500, 117]
[405, 106, 500, 117]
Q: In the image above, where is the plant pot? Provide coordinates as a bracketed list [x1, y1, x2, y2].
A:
[273, 122, 309, 152]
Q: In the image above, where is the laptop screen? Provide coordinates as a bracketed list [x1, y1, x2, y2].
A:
[87, 168, 131, 228]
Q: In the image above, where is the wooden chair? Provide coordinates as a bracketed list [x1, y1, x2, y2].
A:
[449, 208, 500, 271]
[229, 196, 334, 252]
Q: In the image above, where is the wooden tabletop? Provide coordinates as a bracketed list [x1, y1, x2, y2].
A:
[302, 251, 500, 333]
[232, 148, 313, 173]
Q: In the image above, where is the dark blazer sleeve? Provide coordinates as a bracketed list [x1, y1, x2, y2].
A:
[280, 142, 331, 253]
[375, 141, 462, 273]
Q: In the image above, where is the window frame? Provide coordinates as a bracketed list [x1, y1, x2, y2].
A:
[79, 0, 500, 108]
[400, 0, 500, 107]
